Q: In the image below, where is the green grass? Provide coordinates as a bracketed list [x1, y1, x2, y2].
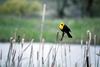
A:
[0, 16, 100, 44]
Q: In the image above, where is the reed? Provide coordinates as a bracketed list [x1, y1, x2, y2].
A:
[5, 37, 15, 67]
[37, 51, 40, 67]
[75, 62, 78, 67]
[44, 46, 53, 63]
[0, 49, 2, 67]
[83, 46, 86, 67]
[0, 38, 99, 67]
[28, 39, 34, 67]
[40, 4, 46, 42]
[96, 50, 100, 67]
[11, 49, 16, 67]
[47, 54, 50, 67]
[17, 37, 25, 67]
[41, 38, 45, 67]
[68, 44, 71, 67]
[81, 40, 83, 67]
[61, 45, 64, 67]
[64, 46, 67, 67]
[94, 35, 96, 67]
[51, 47, 56, 67]
[86, 30, 92, 67]
[39, 4, 46, 66]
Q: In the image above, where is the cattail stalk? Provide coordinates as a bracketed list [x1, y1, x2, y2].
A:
[81, 40, 83, 67]
[51, 48, 56, 67]
[86, 56, 89, 67]
[75, 62, 78, 67]
[28, 39, 34, 67]
[64, 46, 67, 67]
[96, 50, 100, 67]
[42, 38, 45, 67]
[83, 46, 86, 67]
[86, 41, 90, 67]
[94, 35, 96, 67]
[86, 30, 92, 67]
[44, 46, 53, 63]
[47, 54, 50, 67]
[61, 45, 63, 67]
[11, 49, 16, 67]
[17, 38, 25, 67]
[0, 49, 2, 67]
[37, 51, 40, 67]
[40, 4, 46, 42]
[6, 37, 15, 67]
[69, 44, 71, 67]
[39, 4, 46, 67]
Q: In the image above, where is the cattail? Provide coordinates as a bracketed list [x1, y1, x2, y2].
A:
[83, 46, 86, 67]
[81, 40, 83, 67]
[68, 44, 71, 67]
[21, 38, 24, 48]
[41, 38, 45, 67]
[60, 45, 62, 67]
[0, 49, 2, 61]
[51, 48, 56, 67]
[40, 6, 47, 64]
[17, 38, 24, 67]
[40, 4, 46, 42]
[40, 4, 46, 66]
[56, 31, 59, 42]
[44, 46, 53, 63]
[47, 54, 50, 67]
[85, 41, 90, 67]
[14, 28, 18, 41]
[64, 46, 67, 67]
[94, 35, 96, 67]
[11, 49, 16, 67]
[6, 37, 14, 67]
[22, 40, 32, 53]
[28, 39, 34, 67]
[17, 53, 23, 67]
[0, 49, 2, 67]
[75, 62, 78, 67]
[86, 56, 89, 67]
[87, 30, 91, 45]
[37, 51, 40, 67]
[81, 40, 83, 48]
[96, 50, 100, 67]
[86, 30, 92, 67]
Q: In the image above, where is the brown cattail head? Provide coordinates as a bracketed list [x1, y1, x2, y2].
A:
[87, 30, 91, 44]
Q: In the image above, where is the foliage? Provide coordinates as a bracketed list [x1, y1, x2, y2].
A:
[92, 0, 100, 16]
[54, 0, 100, 17]
[0, 0, 41, 15]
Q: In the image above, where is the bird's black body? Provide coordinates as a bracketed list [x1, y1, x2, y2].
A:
[60, 24, 71, 32]
[59, 23, 72, 41]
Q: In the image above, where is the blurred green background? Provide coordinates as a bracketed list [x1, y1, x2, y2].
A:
[0, 0, 100, 44]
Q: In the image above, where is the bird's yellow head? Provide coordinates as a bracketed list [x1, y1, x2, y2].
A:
[58, 22, 64, 30]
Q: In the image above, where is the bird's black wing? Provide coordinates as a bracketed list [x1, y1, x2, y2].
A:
[63, 25, 71, 32]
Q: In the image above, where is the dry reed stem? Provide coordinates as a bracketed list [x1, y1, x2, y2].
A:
[0, 49, 2, 67]
[94, 35, 96, 67]
[28, 40, 34, 67]
[6, 37, 15, 67]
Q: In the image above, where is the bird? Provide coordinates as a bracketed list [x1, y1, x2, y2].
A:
[58, 22, 72, 41]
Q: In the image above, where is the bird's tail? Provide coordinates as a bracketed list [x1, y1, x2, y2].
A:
[67, 32, 72, 38]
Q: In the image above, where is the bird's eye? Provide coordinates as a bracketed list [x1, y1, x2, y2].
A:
[61, 24, 63, 26]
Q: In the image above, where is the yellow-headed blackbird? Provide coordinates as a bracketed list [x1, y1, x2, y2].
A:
[58, 22, 72, 41]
